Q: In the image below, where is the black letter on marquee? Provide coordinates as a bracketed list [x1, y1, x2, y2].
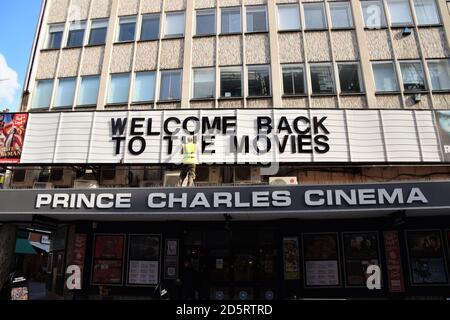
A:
[128, 136, 147, 156]
[130, 118, 145, 136]
[163, 136, 175, 155]
[112, 137, 126, 155]
[111, 118, 128, 135]
[164, 117, 181, 135]
[314, 135, 330, 154]
[314, 117, 330, 135]
[257, 117, 272, 134]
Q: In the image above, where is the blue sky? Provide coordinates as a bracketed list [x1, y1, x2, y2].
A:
[0, 0, 42, 111]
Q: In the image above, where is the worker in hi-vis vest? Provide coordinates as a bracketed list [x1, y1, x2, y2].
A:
[178, 136, 198, 187]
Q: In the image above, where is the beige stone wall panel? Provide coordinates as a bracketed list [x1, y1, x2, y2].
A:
[391, 29, 420, 60]
[310, 96, 338, 108]
[419, 28, 450, 58]
[282, 97, 308, 108]
[365, 30, 393, 60]
[245, 34, 270, 64]
[141, 0, 163, 13]
[36, 51, 60, 79]
[135, 42, 159, 71]
[195, 0, 217, 9]
[48, 0, 70, 23]
[433, 94, 450, 109]
[110, 43, 134, 73]
[219, 36, 243, 66]
[192, 37, 216, 67]
[91, 0, 112, 18]
[305, 32, 331, 62]
[59, 48, 82, 77]
[332, 31, 359, 61]
[70, 0, 91, 20]
[247, 98, 272, 108]
[164, 0, 186, 11]
[340, 96, 367, 109]
[278, 33, 304, 63]
[218, 99, 244, 108]
[118, 0, 140, 16]
[375, 95, 403, 109]
[160, 39, 185, 69]
[81, 46, 104, 75]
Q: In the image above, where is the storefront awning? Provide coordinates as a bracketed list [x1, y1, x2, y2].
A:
[15, 239, 37, 255]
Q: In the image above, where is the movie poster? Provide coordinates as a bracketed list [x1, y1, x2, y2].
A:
[0, 113, 28, 163]
[383, 231, 405, 293]
[283, 237, 300, 280]
[435, 111, 450, 162]
[70, 234, 87, 285]
[406, 230, 449, 285]
[92, 235, 125, 285]
[127, 235, 161, 286]
[303, 233, 340, 287]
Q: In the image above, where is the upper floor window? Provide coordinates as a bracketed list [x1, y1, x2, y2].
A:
[361, 1, 387, 29]
[141, 14, 160, 41]
[338, 63, 362, 93]
[46, 24, 64, 49]
[221, 7, 241, 34]
[160, 70, 182, 101]
[329, 2, 354, 29]
[165, 12, 185, 38]
[193, 68, 215, 99]
[399, 61, 426, 91]
[372, 62, 399, 92]
[413, 0, 440, 25]
[89, 19, 108, 45]
[277, 4, 300, 31]
[32, 80, 54, 109]
[427, 60, 450, 91]
[387, 0, 413, 26]
[248, 65, 271, 97]
[220, 67, 242, 97]
[282, 65, 305, 95]
[304, 3, 327, 30]
[310, 64, 335, 94]
[55, 77, 76, 108]
[196, 9, 216, 36]
[108, 73, 131, 104]
[67, 22, 86, 47]
[78, 75, 100, 106]
[133, 72, 156, 103]
[246, 6, 268, 33]
[118, 16, 136, 42]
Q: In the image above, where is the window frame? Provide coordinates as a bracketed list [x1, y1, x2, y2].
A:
[54, 77, 77, 108]
[309, 63, 336, 95]
[45, 24, 65, 50]
[277, 4, 301, 31]
[413, 0, 441, 26]
[88, 19, 108, 46]
[399, 60, 427, 92]
[247, 64, 272, 97]
[360, 0, 388, 29]
[195, 9, 216, 36]
[329, 2, 354, 29]
[281, 64, 306, 96]
[78, 75, 100, 106]
[221, 7, 242, 34]
[427, 59, 450, 92]
[31, 79, 54, 109]
[220, 66, 243, 98]
[117, 16, 137, 43]
[107, 73, 132, 105]
[159, 69, 183, 101]
[132, 71, 156, 103]
[337, 62, 364, 94]
[246, 5, 269, 33]
[304, 3, 328, 30]
[140, 14, 161, 41]
[192, 67, 216, 99]
[371, 61, 400, 93]
[386, 0, 414, 27]
[66, 21, 87, 48]
[164, 11, 186, 39]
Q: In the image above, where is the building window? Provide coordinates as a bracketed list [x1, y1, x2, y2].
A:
[141, 14, 160, 41]
[193, 68, 215, 99]
[196, 9, 216, 36]
[304, 3, 327, 30]
[282, 65, 305, 95]
[248, 65, 271, 97]
[55, 78, 76, 108]
[338, 63, 362, 93]
[89, 19, 108, 45]
[329, 2, 354, 28]
[165, 12, 185, 38]
[387, 0, 413, 26]
[427, 60, 450, 91]
[78, 75, 100, 106]
[160, 70, 182, 101]
[133, 72, 156, 103]
[46, 24, 64, 49]
[118, 16, 136, 42]
[108, 73, 131, 104]
[277, 4, 300, 31]
[220, 67, 242, 97]
[221, 7, 241, 34]
[361, 1, 387, 28]
[413, 0, 440, 25]
[310, 64, 335, 94]
[372, 62, 399, 92]
[246, 6, 268, 33]
[67, 22, 86, 47]
[399, 61, 426, 91]
[32, 80, 54, 109]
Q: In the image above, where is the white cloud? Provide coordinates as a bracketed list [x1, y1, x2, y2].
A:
[0, 53, 20, 106]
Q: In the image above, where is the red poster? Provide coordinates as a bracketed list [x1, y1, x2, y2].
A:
[94, 235, 124, 259]
[383, 231, 405, 293]
[71, 234, 87, 285]
[92, 235, 124, 285]
[0, 113, 28, 163]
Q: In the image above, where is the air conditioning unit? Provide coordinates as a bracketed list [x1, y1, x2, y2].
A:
[33, 182, 54, 189]
[10, 169, 38, 189]
[73, 180, 99, 189]
[164, 171, 181, 187]
[50, 168, 74, 188]
[269, 177, 298, 186]
[100, 167, 128, 187]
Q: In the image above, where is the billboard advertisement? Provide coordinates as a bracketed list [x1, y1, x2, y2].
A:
[0, 113, 28, 163]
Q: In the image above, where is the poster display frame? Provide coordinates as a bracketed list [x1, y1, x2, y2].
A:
[164, 239, 179, 280]
[283, 237, 301, 281]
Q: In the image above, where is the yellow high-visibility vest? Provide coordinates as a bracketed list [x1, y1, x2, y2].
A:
[182, 143, 197, 164]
